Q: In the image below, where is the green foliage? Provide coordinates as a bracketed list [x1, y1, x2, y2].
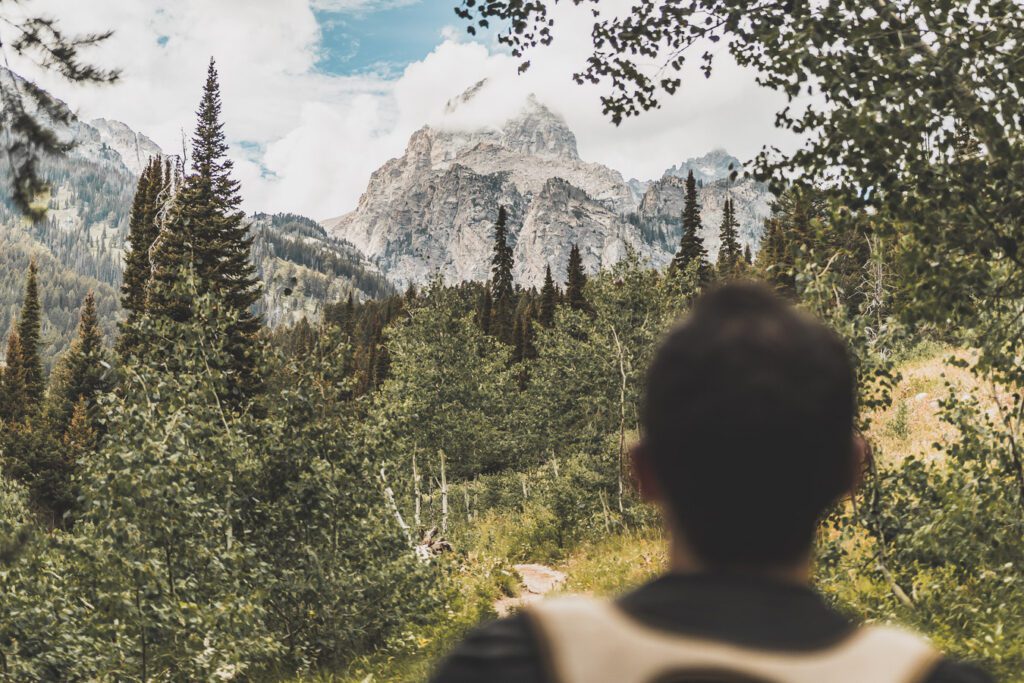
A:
[565, 243, 587, 313]
[252, 326, 440, 671]
[13, 260, 44, 411]
[146, 59, 262, 401]
[372, 281, 520, 480]
[119, 157, 170, 355]
[716, 198, 742, 278]
[0, 288, 443, 679]
[672, 170, 710, 283]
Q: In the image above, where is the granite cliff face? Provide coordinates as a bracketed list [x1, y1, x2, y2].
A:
[324, 83, 773, 287]
[515, 178, 670, 285]
[636, 174, 772, 258]
[89, 118, 164, 176]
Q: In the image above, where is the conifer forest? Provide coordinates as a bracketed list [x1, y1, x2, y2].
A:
[2, 1, 1024, 681]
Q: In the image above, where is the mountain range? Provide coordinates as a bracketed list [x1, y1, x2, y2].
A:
[324, 79, 773, 288]
[0, 75, 773, 359]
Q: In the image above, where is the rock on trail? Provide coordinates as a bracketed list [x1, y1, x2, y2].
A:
[494, 563, 567, 617]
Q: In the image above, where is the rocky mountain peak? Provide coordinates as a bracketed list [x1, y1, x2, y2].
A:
[498, 95, 579, 160]
[89, 118, 163, 176]
[435, 81, 579, 163]
[664, 148, 743, 184]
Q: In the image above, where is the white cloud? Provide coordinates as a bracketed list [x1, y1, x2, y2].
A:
[311, 0, 421, 12]
[4, 0, 797, 219]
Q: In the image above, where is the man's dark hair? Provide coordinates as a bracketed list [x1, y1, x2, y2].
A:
[641, 282, 856, 567]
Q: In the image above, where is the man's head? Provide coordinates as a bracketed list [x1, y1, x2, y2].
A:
[637, 282, 858, 569]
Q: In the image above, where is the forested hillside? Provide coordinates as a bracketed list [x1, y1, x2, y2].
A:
[0, 72, 391, 360]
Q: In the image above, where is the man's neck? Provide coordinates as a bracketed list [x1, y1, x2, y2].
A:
[669, 536, 812, 585]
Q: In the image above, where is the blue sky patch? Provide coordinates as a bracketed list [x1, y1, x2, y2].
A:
[315, 0, 459, 77]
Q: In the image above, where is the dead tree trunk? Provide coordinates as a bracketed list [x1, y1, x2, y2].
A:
[439, 450, 449, 534]
[611, 325, 628, 513]
[412, 449, 422, 528]
[380, 466, 413, 546]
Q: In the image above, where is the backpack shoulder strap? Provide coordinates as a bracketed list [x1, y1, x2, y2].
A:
[527, 595, 942, 683]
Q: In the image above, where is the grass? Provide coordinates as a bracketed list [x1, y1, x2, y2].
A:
[864, 344, 983, 463]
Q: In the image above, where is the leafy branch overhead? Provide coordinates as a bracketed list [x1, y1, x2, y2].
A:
[0, 5, 118, 218]
[456, 0, 1024, 372]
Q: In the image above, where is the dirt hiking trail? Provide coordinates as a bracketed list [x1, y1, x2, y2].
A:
[494, 563, 567, 617]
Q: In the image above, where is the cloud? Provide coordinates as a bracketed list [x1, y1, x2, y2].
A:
[4, 0, 797, 219]
[311, 0, 421, 12]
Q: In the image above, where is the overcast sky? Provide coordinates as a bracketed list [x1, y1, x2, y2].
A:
[7, 0, 798, 219]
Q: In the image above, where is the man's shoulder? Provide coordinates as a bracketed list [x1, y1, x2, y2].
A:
[428, 612, 548, 683]
[924, 659, 995, 683]
[428, 595, 996, 683]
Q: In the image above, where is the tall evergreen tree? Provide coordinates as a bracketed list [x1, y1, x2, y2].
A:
[476, 287, 493, 336]
[743, 244, 753, 265]
[1, 326, 25, 422]
[672, 170, 710, 283]
[146, 58, 262, 400]
[756, 187, 827, 297]
[13, 261, 44, 411]
[490, 206, 515, 342]
[118, 157, 163, 355]
[565, 244, 588, 312]
[716, 198, 743, 278]
[490, 207, 514, 302]
[51, 292, 113, 434]
[539, 265, 557, 327]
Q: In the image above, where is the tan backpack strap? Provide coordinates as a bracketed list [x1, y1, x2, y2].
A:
[527, 596, 942, 683]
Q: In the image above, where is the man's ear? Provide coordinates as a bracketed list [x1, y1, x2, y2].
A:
[631, 442, 662, 504]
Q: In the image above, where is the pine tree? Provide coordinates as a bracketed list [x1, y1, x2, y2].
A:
[743, 243, 753, 265]
[489, 207, 515, 342]
[340, 293, 356, 336]
[118, 157, 163, 355]
[565, 244, 588, 312]
[62, 292, 111, 421]
[490, 207, 514, 303]
[476, 287, 493, 336]
[539, 265, 557, 327]
[14, 261, 44, 411]
[717, 198, 743, 278]
[512, 314, 525, 364]
[63, 397, 98, 457]
[147, 58, 262, 400]
[672, 170, 710, 282]
[1, 326, 25, 422]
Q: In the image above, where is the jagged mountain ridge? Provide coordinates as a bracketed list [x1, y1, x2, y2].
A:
[324, 81, 772, 287]
[635, 174, 770, 258]
[663, 149, 743, 184]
